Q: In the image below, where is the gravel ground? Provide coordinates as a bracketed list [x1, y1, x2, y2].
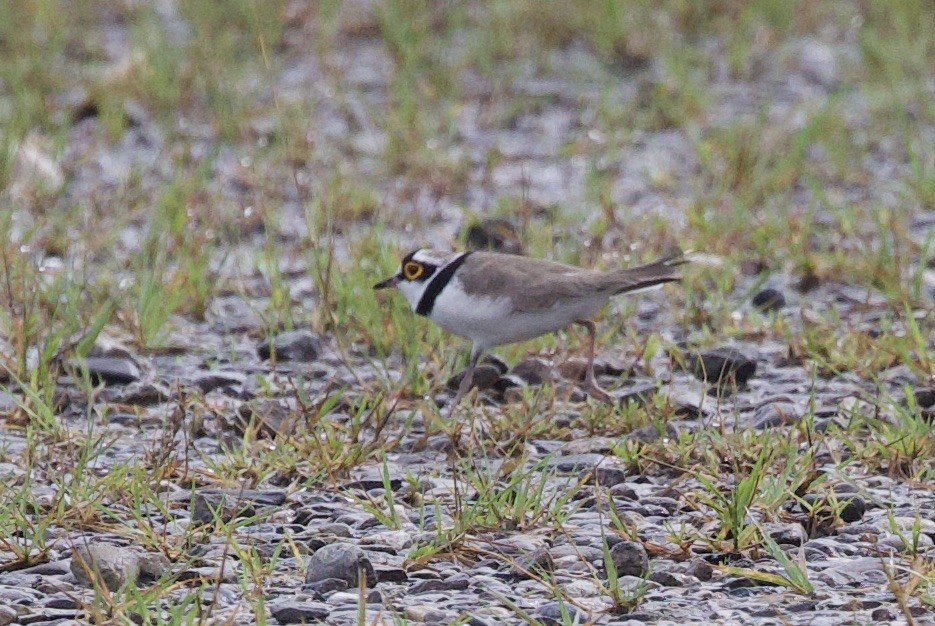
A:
[1, 2, 933, 625]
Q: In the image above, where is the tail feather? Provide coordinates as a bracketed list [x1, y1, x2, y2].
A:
[606, 248, 687, 295]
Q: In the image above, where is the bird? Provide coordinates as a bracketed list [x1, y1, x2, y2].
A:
[374, 247, 686, 412]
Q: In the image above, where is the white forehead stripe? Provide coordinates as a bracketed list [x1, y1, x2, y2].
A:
[411, 249, 449, 265]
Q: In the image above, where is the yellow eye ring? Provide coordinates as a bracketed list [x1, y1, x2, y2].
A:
[403, 261, 424, 280]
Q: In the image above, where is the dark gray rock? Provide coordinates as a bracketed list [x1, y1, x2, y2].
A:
[535, 601, 584, 625]
[689, 347, 757, 387]
[482, 354, 509, 375]
[192, 370, 246, 393]
[649, 570, 684, 586]
[515, 546, 553, 578]
[304, 577, 348, 598]
[102, 382, 169, 405]
[464, 218, 522, 254]
[190, 489, 286, 524]
[586, 466, 629, 487]
[802, 492, 866, 524]
[545, 453, 607, 472]
[446, 364, 502, 392]
[752, 402, 802, 429]
[615, 383, 657, 407]
[306, 543, 375, 587]
[409, 574, 469, 593]
[269, 601, 330, 624]
[70, 544, 140, 590]
[628, 422, 678, 443]
[257, 330, 321, 362]
[81, 357, 141, 385]
[752, 288, 786, 313]
[684, 558, 714, 581]
[609, 541, 648, 578]
[510, 357, 553, 385]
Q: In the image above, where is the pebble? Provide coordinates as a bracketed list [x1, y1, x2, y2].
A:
[257, 330, 322, 362]
[609, 541, 649, 578]
[752, 402, 802, 429]
[70, 544, 140, 590]
[306, 543, 376, 587]
[688, 347, 757, 387]
[446, 364, 501, 392]
[80, 357, 141, 385]
[269, 601, 330, 623]
[752, 287, 787, 313]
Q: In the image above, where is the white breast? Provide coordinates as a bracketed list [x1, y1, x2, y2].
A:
[429, 277, 607, 350]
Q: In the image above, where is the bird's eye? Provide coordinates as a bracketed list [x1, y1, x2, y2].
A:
[403, 261, 424, 280]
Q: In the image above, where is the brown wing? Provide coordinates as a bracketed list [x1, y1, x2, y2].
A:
[455, 250, 684, 312]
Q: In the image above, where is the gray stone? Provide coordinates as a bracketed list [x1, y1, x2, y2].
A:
[81, 357, 141, 385]
[545, 453, 607, 472]
[306, 543, 375, 587]
[752, 288, 786, 313]
[753, 402, 802, 429]
[464, 218, 522, 254]
[688, 348, 757, 387]
[0, 605, 17, 626]
[257, 330, 322, 362]
[684, 558, 714, 581]
[628, 422, 678, 443]
[535, 601, 584, 625]
[510, 357, 554, 385]
[269, 601, 330, 624]
[609, 541, 648, 578]
[70, 544, 140, 590]
[446, 364, 501, 392]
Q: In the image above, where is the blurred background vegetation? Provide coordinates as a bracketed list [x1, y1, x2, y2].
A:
[0, 0, 932, 372]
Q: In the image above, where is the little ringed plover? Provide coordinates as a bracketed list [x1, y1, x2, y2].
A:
[374, 248, 686, 411]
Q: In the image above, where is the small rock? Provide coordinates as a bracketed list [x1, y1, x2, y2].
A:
[609, 541, 648, 578]
[257, 330, 322, 362]
[482, 354, 509, 375]
[586, 466, 629, 487]
[903, 387, 935, 421]
[688, 347, 757, 388]
[269, 601, 330, 624]
[189, 489, 286, 524]
[305, 577, 349, 598]
[492, 374, 524, 396]
[446, 364, 501, 392]
[798, 38, 838, 87]
[510, 357, 553, 385]
[801, 492, 866, 525]
[464, 218, 522, 254]
[0, 606, 17, 626]
[685, 558, 714, 581]
[752, 402, 802, 429]
[649, 570, 685, 586]
[765, 522, 808, 546]
[545, 453, 607, 472]
[192, 370, 246, 393]
[628, 422, 678, 443]
[515, 547, 554, 577]
[81, 357, 141, 385]
[535, 601, 584, 626]
[70, 544, 140, 590]
[306, 543, 376, 587]
[751, 288, 786, 313]
[103, 382, 170, 405]
[615, 383, 657, 407]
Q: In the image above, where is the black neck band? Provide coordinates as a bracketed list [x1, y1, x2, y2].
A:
[416, 252, 472, 317]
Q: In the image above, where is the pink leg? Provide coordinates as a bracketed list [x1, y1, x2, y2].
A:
[576, 320, 613, 404]
[447, 345, 483, 416]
